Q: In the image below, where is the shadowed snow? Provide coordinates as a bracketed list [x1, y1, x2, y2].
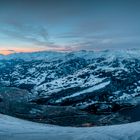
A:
[0, 114, 140, 140]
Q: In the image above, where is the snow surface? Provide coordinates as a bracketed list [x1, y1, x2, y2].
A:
[0, 114, 140, 140]
[55, 81, 110, 103]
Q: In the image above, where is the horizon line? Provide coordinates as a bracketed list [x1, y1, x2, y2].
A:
[1, 48, 140, 56]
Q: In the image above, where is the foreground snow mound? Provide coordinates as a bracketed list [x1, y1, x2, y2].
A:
[0, 114, 140, 140]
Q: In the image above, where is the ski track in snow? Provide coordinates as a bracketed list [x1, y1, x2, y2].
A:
[0, 114, 140, 140]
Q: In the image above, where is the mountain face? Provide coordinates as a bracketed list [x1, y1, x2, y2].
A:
[0, 50, 140, 114]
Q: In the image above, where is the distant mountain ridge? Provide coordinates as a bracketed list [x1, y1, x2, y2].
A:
[1, 49, 140, 60]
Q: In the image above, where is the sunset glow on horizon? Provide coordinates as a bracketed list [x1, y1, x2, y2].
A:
[0, 45, 72, 55]
[0, 47, 48, 55]
[0, 49, 42, 55]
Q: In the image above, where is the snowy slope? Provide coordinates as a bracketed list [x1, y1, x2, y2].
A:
[0, 113, 140, 140]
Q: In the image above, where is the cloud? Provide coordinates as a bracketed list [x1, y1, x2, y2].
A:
[56, 20, 108, 40]
[0, 21, 77, 51]
[0, 21, 54, 47]
[1, 19, 140, 52]
[66, 35, 140, 51]
[0, 21, 76, 52]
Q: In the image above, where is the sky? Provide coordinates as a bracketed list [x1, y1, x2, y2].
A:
[0, 0, 140, 55]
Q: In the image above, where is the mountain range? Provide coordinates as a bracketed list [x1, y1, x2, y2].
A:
[0, 49, 140, 115]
